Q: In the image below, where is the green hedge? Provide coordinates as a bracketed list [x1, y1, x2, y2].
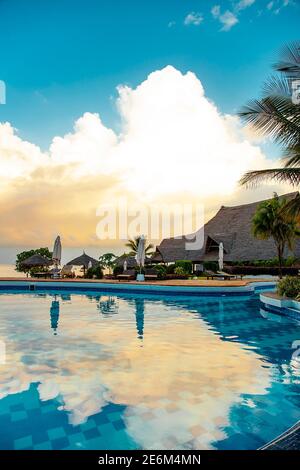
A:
[229, 257, 299, 267]
[277, 276, 300, 299]
[203, 261, 218, 272]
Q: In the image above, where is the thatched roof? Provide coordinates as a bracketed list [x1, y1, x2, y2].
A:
[155, 192, 300, 263]
[66, 252, 98, 268]
[21, 254, 52, 267]
[115, 254, 152, 267]
[115, 254, 137, 268]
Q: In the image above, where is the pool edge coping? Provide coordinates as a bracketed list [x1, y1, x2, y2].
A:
[0, 279, 276, 296]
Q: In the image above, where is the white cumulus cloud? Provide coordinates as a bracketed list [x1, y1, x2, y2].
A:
[0, 66, 288, 248]
[184, 12, 203, 26]
[212, 0, 256, 31]
[211, 6, 239, 31]
[235, 0, 256, 12]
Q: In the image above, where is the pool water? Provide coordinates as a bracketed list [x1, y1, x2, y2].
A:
[0, 290, 299, 450]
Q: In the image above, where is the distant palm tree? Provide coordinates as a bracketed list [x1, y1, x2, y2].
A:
[125, 236, 154, 257]
[252, 194, 300, 277]
[99, 253, 117, 274]
[239, 42, 300, 216]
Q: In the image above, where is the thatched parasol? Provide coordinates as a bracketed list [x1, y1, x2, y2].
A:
[21, 254, 52, 268]
[66, 252, 98, 269]
[115, 254, 152, 268]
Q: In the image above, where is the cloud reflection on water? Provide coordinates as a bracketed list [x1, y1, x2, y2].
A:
[0, 292, 270, 449]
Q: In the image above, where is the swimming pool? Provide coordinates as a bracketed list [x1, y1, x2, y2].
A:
[0, 289, 299, 450]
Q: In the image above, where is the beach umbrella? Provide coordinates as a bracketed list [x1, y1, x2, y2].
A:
[88, 260, 93, 270]
[66, 252, 98, 269]
[123, 259, 127, 271]
[134, 298, 145, 341]
[21, 254, 52, 268]
[135, 235, 145, 272]
[50, 296, 60, 335]
[218, 242, 224, 271]
[66, 252, 98, 276]
[52, 236, 62, 265]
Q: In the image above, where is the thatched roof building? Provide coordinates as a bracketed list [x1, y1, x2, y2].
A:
[66, 252, 98, 268]
[154, 192, 300, 264]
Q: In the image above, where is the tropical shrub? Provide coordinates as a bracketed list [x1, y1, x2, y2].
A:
[113, 265, 123, 278]
[174, 266, 187, 276]
[285, 256, 298, 267]
[229, 257, 299, 268]
[203, 261, 218, 272]
[175, 260, 192, 275]
[85, 266, 103, 279]
[166, 263, 176, 274]
[154, 265, 167, 279]
[277, 276, 300, 299]
[99, 253, 117, 273]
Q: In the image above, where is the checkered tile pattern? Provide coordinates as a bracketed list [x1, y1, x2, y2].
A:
[0, 384, 136, 450]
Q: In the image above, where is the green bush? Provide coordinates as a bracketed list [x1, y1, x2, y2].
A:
[174, 266, 187, 276]
[113, 265, 123, 278]
[154, 265, 167, 279]
[166, 263, 175, 274]
[285, 256, 298, 267]
[85, 266, 103, 279]
[175, 260, 192, 274]
[203, 261, 218, 272]
[29, 266, 50, 277]
[277, 276, 300, 298]
[230, 257, 299, 268]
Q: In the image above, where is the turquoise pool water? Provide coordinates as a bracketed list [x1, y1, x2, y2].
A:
[0, 290, 299, 450]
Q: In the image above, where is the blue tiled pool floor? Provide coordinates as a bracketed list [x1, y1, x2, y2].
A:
[0, 384, 135, 450]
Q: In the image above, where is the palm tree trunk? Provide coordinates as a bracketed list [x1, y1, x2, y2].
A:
[277, 243, 284, 279]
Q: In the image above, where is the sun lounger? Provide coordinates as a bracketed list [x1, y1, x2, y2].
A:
[117, 270, 136, 281]
[217, 271, 236, 279]
[205, 270, 240, 280]
[217, 271, 244, 280]
[144, 269, 158, 281]
[34, 272, 52, 279]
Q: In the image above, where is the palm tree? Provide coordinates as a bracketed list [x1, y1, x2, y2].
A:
[99, 253, 117, 274]
[252, 193, 299, 277]
[125, 236, 154, 257]
[239, 42, 300, 215]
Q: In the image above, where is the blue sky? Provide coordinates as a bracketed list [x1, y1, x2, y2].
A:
[0, 0, 299, 153]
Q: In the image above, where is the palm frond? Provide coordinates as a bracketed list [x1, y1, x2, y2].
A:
[282, 143, 300, 167]
[239, 96, 300, 147]
[240, 168, 300, 187]
[274, 42, 300, 77]
[262, 74, 292, 98]
[280, 193, 300, 219]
